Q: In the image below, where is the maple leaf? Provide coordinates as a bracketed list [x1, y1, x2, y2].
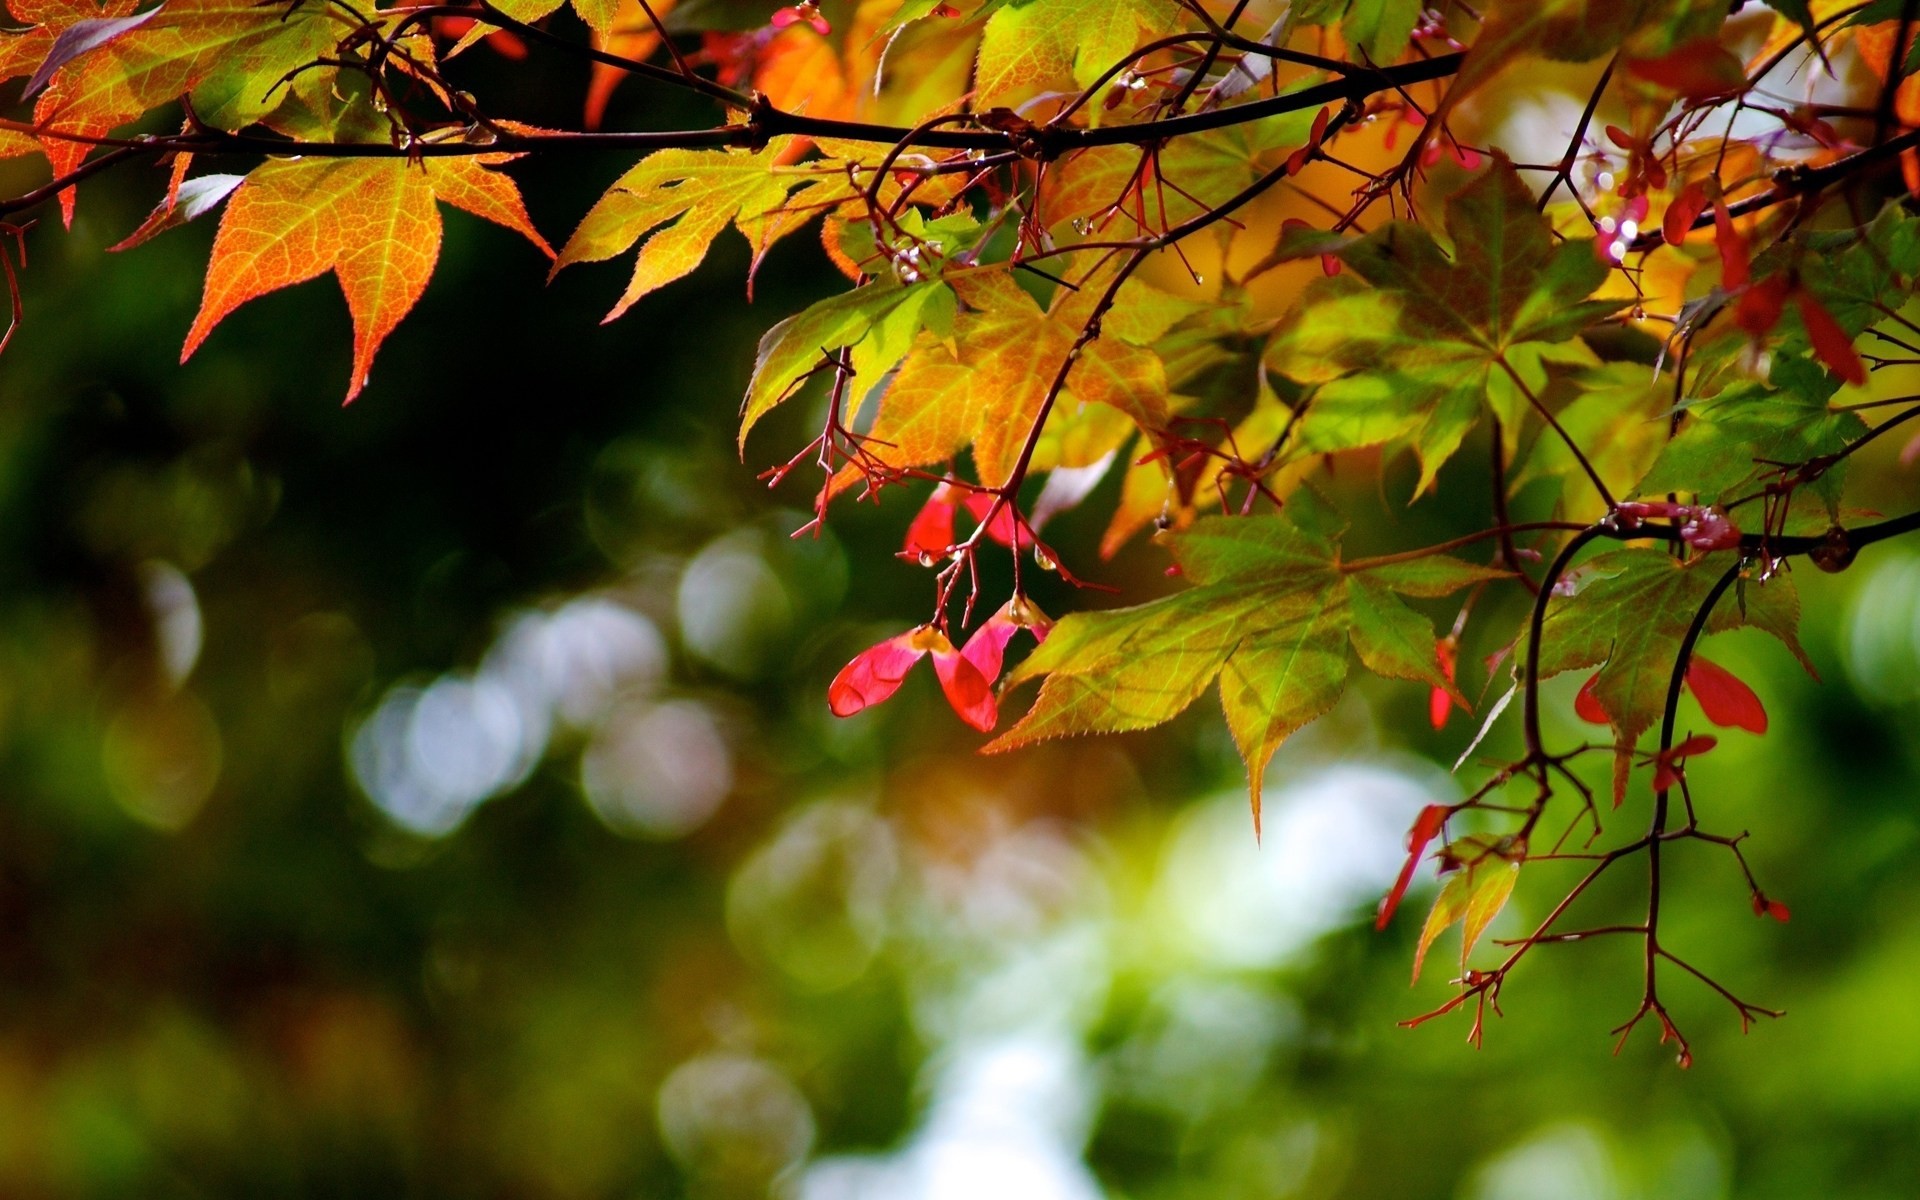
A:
[488, 0, 621, 43]
[1635, 356, 1865, 520]
[582, 0, 674, 129]
[182, 155, 552, 401]
[1267, 161, 1627, 492]
[1287, 0, 1424, 63]
[1414, 834, 1522, 983]
[15, 0, 361, 224]
[973, 0, 1182, 107]
[834, 268, 1188, 489]
[1537, 548, 1809, 802]
[1512, 364, 1670, 518]
[554, 141, 821, 322]
[988, 513, 1505, 832]
[738, 277, 957, 453]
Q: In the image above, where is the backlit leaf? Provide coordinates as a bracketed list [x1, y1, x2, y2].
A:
[554, 141, 814, 321]
[840, 269, 1179, 488]
[182, 155, 549, 401]
[990, 514, 1499, 831]
[973, 0, 1181, 106]
[18, 0, 356, 223]
[1267, 161, 1627, 491]
[1414, 834, 1522, 983]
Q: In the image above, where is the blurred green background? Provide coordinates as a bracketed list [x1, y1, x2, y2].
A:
[4, 40, 1920, 1200]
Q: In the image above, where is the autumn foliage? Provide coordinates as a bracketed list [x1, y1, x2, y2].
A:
[9, 0, 1920, 1064]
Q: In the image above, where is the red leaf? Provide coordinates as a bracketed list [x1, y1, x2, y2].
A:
[1625, 38, 1748, 99]
[1735, 275, 1788, 337]
[1795, 290, 1868, 387]
[1605, 124, 1638, 151]
[959, 609, 1024, 684]
[1287, 107, 1332, 174]
[1662, 183, 1708, 247]
[827, 630, 930, 717]
[963, 491, 1023, 547]
[1713, 201, 1750, 290]
[1766, 898, 1791, 922]
[1376, 804, 1449, 930]
[905, 484, 960, 559]
[1652, 734, 1718, 792]
[932, 646, 997, 731]
[1574, 672, 1610, 725]
[771, 4, 829, 35]
[1429, 637, 1457, 731]
[1686, 655, 1767, 734]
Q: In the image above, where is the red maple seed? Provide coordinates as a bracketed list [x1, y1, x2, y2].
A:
[1575, 672, 1610, 725]
[1795, 290, 1868, 387]
[931, 646, 997, 731]
[1429, 637, 1458, 731]
[828, 629, 935, 718]
[827, 625, 997, 731]
[827, 601, 1050, 733]
[1624, 37, 1747, 99]
[904, 487, 961, 560]
[965, 491, 1024, 547]
[1281, 218, 1341, 276]
[771, 2, 830, 35]
[903, 483, 1022, 559]
[1377, 804, 1450, 930]
[959, 596, 1051, 685]
[1713, 200, 1750, 290]
[1735, 275, 1789, 338]
[1652, 734, 1717, 792]
[1285, 108, 1331, 175]
[1686, 656, 1768, 734]
[1663, 182, 1708, 247]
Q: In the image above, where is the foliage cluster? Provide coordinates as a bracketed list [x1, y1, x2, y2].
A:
[9, 0, 1920, 1061]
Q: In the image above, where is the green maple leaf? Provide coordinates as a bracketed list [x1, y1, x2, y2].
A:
[738, 278, 957, 451]
[1635, 356, 1865, 520]
[1414, 834, 1523, 983]
[987, 513, 1506, 832]
[974, 0, 1184, 106]
[1537, 547, 1809, 800]
[1267, 160, 1627, 493]
[554, 140, 819, 322]
[1514, 363, 1670, 509]
[1289, 0, 1423, 63]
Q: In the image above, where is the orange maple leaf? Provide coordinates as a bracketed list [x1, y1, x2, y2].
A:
[183, 155, 551, 402]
